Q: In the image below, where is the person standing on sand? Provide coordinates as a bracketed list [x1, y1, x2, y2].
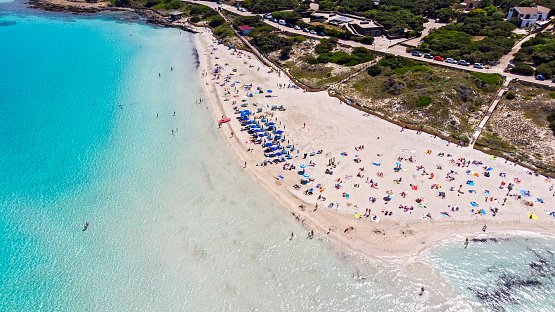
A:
[482, 224, 487, 232]
[290, 232, 294, 240]
[465, 237, 469, 249]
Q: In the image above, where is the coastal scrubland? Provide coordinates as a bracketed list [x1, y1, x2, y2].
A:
[334, 55, 503, 143]
[476, 82, 555, 172]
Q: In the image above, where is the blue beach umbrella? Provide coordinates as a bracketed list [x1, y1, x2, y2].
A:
[300, 164, 307, 168]
[265, 143, 273, 147]
[303, 173, 310, 178]
[275, 152, 282, 156]
[267, 90, 273, 93]
[253, 129, 260, 132]
[268, 122, 275, 126]
[396, 162, 402, 167]
[270, 147, 277, 151]
[258, 134, 264, 137]
[276, 130, 283, 134]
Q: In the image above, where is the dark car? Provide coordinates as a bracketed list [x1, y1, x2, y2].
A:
[424, 53, 433, 59]
[458, 60, 470, 66]
[536, 75, 546, 81]
[412, 51, 422, 57]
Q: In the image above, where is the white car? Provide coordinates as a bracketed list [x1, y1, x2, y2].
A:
[238, 7, 246, 12]
[310, 30, 317, 35]
[294, 25, 301, 30]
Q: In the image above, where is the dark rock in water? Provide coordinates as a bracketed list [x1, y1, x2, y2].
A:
[468, 246, 555, 309]
[0, 21, 17, 26]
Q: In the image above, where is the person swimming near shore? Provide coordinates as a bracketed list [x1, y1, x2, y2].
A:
[83, 222, 89, 231]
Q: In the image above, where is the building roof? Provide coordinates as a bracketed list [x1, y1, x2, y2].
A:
[333, 16, 353, 23]
[514, 6, 544, 15]
[168, 11, 183, 15]
[537, 5, 550, 13]
[238, 25, 254, 31]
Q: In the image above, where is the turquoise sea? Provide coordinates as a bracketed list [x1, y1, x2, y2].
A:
[1, 2, 554, 311]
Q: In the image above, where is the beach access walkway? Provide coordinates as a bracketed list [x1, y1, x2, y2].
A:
[469, 78, 512, 148]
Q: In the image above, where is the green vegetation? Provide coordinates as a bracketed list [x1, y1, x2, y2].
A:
[549, 92, 555, 99]
[251, 33, 295, 54]
[513, 32, 555, 79]
[510, 62, 535, 76]
[506, 92, 516, 99]
[213, 23, 235, 39]
[472, 72, 503, 85]
[418, 6, 516, 63]
[416, 95, 433, 107]
[548, 112, 555, 133]
[271, 11, 301, 24]
[309, 38, 375, 66]
[242, 0, 303, 13]
[395, 65, 430, 75]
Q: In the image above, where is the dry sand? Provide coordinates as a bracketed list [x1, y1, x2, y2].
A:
[194, 30, 555, 259]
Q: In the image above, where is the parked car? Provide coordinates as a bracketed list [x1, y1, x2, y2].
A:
[434, 56, 444, 61]
[278, 19, 286, 25]
[310, 30, 317, 35]
[238, 7, 246, 12]
[294, 25, 301, 30]
[319, 32, 326, 36]
[303, 28, 309, 32]
[473, 63, 484, 69]
[272, 18, 278, 23]
[445, 58, 457, 64]
[412, 51, 422, 57]
[458, 60, 470, 66]
[424, 53, 433, 59]
[263, 14, 271, 19]
[536, 75, 546, 81]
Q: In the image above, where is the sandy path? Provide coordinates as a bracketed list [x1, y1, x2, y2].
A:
[194, 30, 555, 259]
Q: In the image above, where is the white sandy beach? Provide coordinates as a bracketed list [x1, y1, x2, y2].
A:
[193, 30, 555, 258]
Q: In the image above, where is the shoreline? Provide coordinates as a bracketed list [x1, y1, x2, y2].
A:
[193, 29, 555, 260]
[26, 0, 198, 32]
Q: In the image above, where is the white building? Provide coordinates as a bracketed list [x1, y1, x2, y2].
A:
[507, 5, 549, 28]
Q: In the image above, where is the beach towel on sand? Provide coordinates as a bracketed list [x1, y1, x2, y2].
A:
[466, 180, 475, 186]
[520, 190, 531, 197]
[470, 202, 479, 207]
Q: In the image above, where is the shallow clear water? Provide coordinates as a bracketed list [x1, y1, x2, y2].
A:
[1, 4, 554, 311]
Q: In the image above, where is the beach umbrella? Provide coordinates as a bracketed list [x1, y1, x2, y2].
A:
[253, 129, 260, 132]
[386, 190, 393, 195]
[275, 130, 283, 134]
[300, 164, 307, 168]
[258, 134, 264, 137]
[268, 122, 275, 126]
[270, 147, 277, 151]
[303, 172, 310, 178]
[276, 145, 283, 149]
[281, 150, 287, 154]
[267, 90, 273, 93]
[265, 143, 273, 147]
[396, 162, 402, 167]
[275, 152, 282, 156]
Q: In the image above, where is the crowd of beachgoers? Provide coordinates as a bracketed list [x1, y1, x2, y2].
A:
[196, 31, 555, 257]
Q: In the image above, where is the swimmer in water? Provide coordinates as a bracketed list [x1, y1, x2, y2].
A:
[465, 237, 469, 249]
[83, 222, 89, 231]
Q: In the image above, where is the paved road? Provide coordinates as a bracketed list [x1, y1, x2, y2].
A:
[184, 0, 555, 88]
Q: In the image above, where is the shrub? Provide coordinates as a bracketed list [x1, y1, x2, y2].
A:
[416, 95, 433, 107]
[510, 63, 535, 76]
[472, 72, 503, 85]
[209, 15, 225, 28]
[280, 46, 292, 59]
[368, 65, 382, 76]
[360, 36, 374, 44]
[549, 92, 555, 99]
[190, 16, 201, 23]
[548, 112, 555, 134]
[506, 92, 516, 99]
